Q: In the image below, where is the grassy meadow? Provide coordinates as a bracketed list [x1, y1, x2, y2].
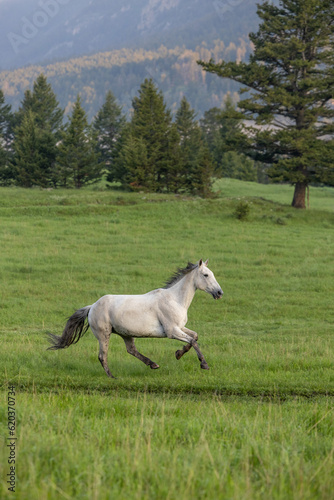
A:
[0, 180, 333, 499]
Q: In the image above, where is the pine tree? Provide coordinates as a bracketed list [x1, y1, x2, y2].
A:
[164, 123, 182, 193]
[107, 123, 132, 185]
[0, 89, 13, 139]
[199, 0, 334, 208]
[14, 74, 64, 187]
[12, 110, 45, 187]
[200, 98, 257, 181]
[200, 107, 225, 153]
[17, 74, 63, 133]
[191, 143, 214, 197]
[128, 79, 174, 192]
[0, 89, 14, 185]
[219, 151, 257, 181]
[93, 91, 126, 178]
[119, 135, 149, 189]
[176, 96, 213, 195]
[57, 96, 101, 188]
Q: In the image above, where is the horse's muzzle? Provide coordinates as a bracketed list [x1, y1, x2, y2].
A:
[212, 289, 223, 300]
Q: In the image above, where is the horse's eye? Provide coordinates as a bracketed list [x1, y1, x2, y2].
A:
[203, 274, 209, 278]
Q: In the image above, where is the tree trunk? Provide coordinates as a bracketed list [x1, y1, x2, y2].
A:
[292, 182, 307, 209]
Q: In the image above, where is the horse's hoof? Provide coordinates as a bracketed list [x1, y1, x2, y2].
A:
[150, 363, 160, 369]
[175, 350, 183, 360]
[200, 363, 210, 370]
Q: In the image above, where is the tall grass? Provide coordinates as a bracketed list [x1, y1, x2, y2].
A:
[0, 181, 333, 499]
[1, 391, 333, 500]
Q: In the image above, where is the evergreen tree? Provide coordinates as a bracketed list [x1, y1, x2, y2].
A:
[107, 123, 132, 185]
[200, 98, 257, 182]
[219, 151, 257, 181]
[128, 78, 175, 192]
[93, 91, 126, 178]
[200, 106, 225, 152]
[176, 96, 213, 195]
[17, 74, 63, 133]
[164, 123, 182, 193]
[120, 135, 149, 189]
[199, 0, 334, 208]
[14, 74, 64, 187]
[114, 81, 213, 195]
[57, 96, 101, 188]
[0, 89, 13, 140]
[0, 90, 14, 185]
[192, 143, 214, 197]
[12, 110, 45, 187]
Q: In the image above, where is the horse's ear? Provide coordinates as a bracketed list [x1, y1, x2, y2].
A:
[199, 259, 203, 267]
[204, 259, 209, 266]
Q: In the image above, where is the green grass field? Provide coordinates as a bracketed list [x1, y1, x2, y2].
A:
[1, 180, 333, 499]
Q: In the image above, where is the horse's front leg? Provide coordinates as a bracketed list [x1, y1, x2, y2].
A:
[168, 326, 209, 370]
[175, 327, 198, 360]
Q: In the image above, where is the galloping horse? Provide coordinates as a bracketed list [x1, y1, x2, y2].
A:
[47, 259, 223, 377]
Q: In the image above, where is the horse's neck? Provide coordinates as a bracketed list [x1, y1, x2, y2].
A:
[171, 273, 196, 310]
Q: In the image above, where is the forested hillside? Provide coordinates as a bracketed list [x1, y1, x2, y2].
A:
[0, 0, 262, 118]
[0, 40, 250, 119]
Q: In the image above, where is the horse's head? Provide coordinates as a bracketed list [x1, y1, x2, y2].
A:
[195, 259, 223, 300]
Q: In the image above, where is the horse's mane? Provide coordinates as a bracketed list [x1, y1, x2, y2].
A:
[164, 262, 198, 289]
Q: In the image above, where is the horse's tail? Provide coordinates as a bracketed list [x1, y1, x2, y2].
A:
[47, 306, 91, 350]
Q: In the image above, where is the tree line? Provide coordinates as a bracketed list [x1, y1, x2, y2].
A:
[1, 0, 334, 207]
[0, 74, 257, 195]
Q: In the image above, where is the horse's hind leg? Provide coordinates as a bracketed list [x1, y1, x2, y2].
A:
[175, 327, 198, 360]
[98, 340, 116, 378]
[90, 325, 116, 378]
[122, 337, 159, 370]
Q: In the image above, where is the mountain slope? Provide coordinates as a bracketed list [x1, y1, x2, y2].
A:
[0, 0, 263, 119]
[0, 41, 249, 119]
[0, 0, 260, 70]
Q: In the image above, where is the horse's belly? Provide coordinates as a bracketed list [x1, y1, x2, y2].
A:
[112, 317, 165, 338]
[108, 295, 166, 338]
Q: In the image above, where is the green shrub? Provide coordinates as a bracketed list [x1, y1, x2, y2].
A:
[234, 200, 250, 220]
